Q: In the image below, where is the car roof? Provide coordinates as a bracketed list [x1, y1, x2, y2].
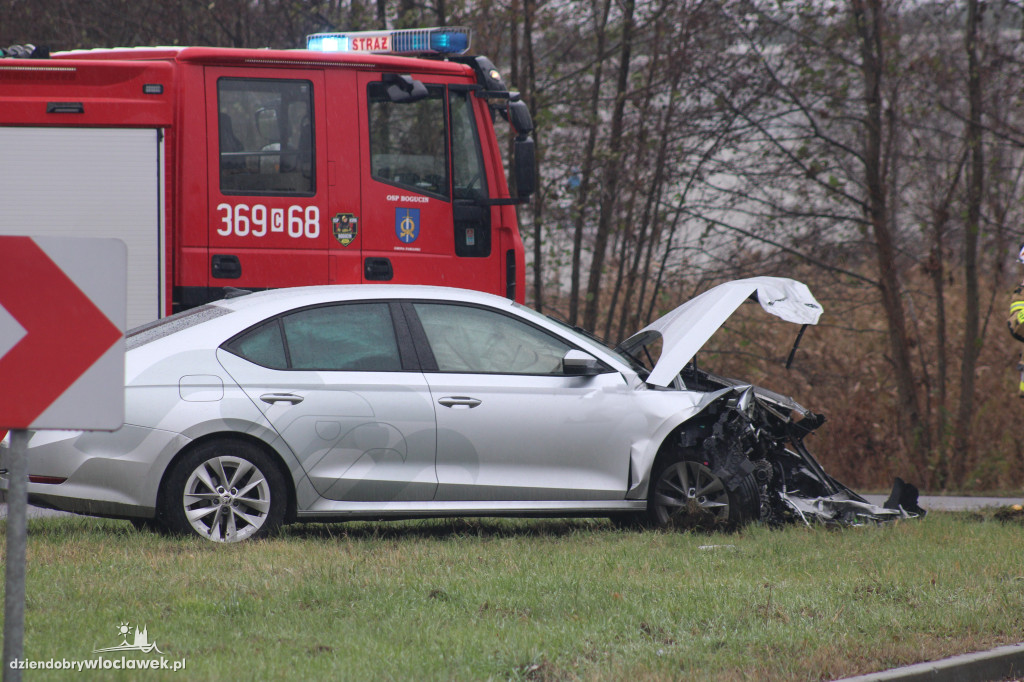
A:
[211, 285, 515, 314]
[126, 285, 520, 356]
[127, 284, 645, 381]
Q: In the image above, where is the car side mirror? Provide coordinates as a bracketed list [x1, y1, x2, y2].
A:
[562, 349, 605, 376]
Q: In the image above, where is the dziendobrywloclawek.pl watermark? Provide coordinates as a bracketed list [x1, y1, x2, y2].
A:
[8, 621, 186, 673]
[8, 657, 186, 672]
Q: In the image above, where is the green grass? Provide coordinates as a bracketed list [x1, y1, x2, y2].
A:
[2, 511, 1023, 681]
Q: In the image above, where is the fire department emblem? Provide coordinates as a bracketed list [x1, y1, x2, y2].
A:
[332, 213, 358, 247]
[395, 208, 420, 244]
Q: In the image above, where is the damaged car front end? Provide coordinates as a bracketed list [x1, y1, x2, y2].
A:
[676, 369, 921, 527]
[621, 277, 923, 529]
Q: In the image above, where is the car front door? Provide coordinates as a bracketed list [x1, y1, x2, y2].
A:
[217, 301, 437, 502]
[407, 301, 636, 501]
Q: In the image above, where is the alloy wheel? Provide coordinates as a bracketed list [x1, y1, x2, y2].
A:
[651, 460, 730, 527]
[181, 455, 272, 542]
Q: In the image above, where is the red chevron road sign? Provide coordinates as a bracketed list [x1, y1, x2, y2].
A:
[0, 235, 125, 430]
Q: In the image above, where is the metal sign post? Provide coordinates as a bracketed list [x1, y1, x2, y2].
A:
[3, 431, 28, 682]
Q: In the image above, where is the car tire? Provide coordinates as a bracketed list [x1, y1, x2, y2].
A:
[646, 451, 758, 530]
[162, 439, 286, 543]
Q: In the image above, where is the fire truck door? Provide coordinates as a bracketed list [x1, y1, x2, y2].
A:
[355, 72, 497, 292]
[206, 69, 330, 291]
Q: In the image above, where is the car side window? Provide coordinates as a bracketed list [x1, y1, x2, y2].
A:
[225, 303, 401, 371]
[227, 320, 288, 369]
[412, 303, 571, 375]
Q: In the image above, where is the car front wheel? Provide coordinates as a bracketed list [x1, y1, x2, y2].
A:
[647, 454, 757, 529]
[163, 440, 286, 543]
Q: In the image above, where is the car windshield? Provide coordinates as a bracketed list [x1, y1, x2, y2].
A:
[614, 330, 663, 374]
[512, 303, 649, 377]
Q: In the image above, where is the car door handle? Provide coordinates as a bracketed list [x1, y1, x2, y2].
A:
[438, 396, 482, 409]
[260, 393, 304, 405]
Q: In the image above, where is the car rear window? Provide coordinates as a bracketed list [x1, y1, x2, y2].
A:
[222, 302, 402, 371]
[126, 305, 232, 350]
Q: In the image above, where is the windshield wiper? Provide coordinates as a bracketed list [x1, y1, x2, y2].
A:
[618, 347, 650, 377]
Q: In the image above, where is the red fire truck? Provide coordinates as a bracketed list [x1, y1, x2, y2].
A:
[0, 28, 534, 327]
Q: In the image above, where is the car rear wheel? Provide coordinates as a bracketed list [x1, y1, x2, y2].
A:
[163, 440, 286, 543]
[647, 454, 757, 529]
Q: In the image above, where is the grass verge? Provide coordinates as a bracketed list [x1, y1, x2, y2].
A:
[2, 510, 1023, 681]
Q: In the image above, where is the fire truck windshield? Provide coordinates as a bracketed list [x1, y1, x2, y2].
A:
[450, 89, 488, 202]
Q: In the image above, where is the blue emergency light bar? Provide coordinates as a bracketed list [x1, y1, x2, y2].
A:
[306, 27, 471, 56]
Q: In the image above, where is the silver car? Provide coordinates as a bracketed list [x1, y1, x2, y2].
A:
[0, 278, 917, 542]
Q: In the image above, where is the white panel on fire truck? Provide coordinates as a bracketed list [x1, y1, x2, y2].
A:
[0, 127, 163, 328]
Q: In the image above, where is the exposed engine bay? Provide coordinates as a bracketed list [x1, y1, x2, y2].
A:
[678, 365, 925, 526]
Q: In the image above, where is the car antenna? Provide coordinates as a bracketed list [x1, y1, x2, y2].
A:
[784, 324, 808, 370]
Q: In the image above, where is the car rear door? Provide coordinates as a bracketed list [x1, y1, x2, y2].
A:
[217, 301, 437, 502]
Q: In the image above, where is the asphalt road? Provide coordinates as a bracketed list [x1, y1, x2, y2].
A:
[861, 494, 1024, 511]
[0, 503, 76, 520]
[2, 495, 1022, 521]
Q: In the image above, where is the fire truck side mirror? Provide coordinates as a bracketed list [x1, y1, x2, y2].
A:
[514, 137, 536, 200]
[508, 98, 534, 136]
[382, 73, 428, 104]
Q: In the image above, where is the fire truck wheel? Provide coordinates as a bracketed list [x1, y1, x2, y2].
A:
[162, 439, 286, 543]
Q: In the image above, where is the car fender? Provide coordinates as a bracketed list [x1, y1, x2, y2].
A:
[150, 399, 308, 501]
[11, 425, 190, 515]
[126, 350, 309, 508]
[625, 385, 735, 499]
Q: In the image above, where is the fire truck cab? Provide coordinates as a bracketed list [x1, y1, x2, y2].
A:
[0, 29, 533, 327]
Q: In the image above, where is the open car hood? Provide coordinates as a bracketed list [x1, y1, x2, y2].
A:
[618, 277, 823, 387]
